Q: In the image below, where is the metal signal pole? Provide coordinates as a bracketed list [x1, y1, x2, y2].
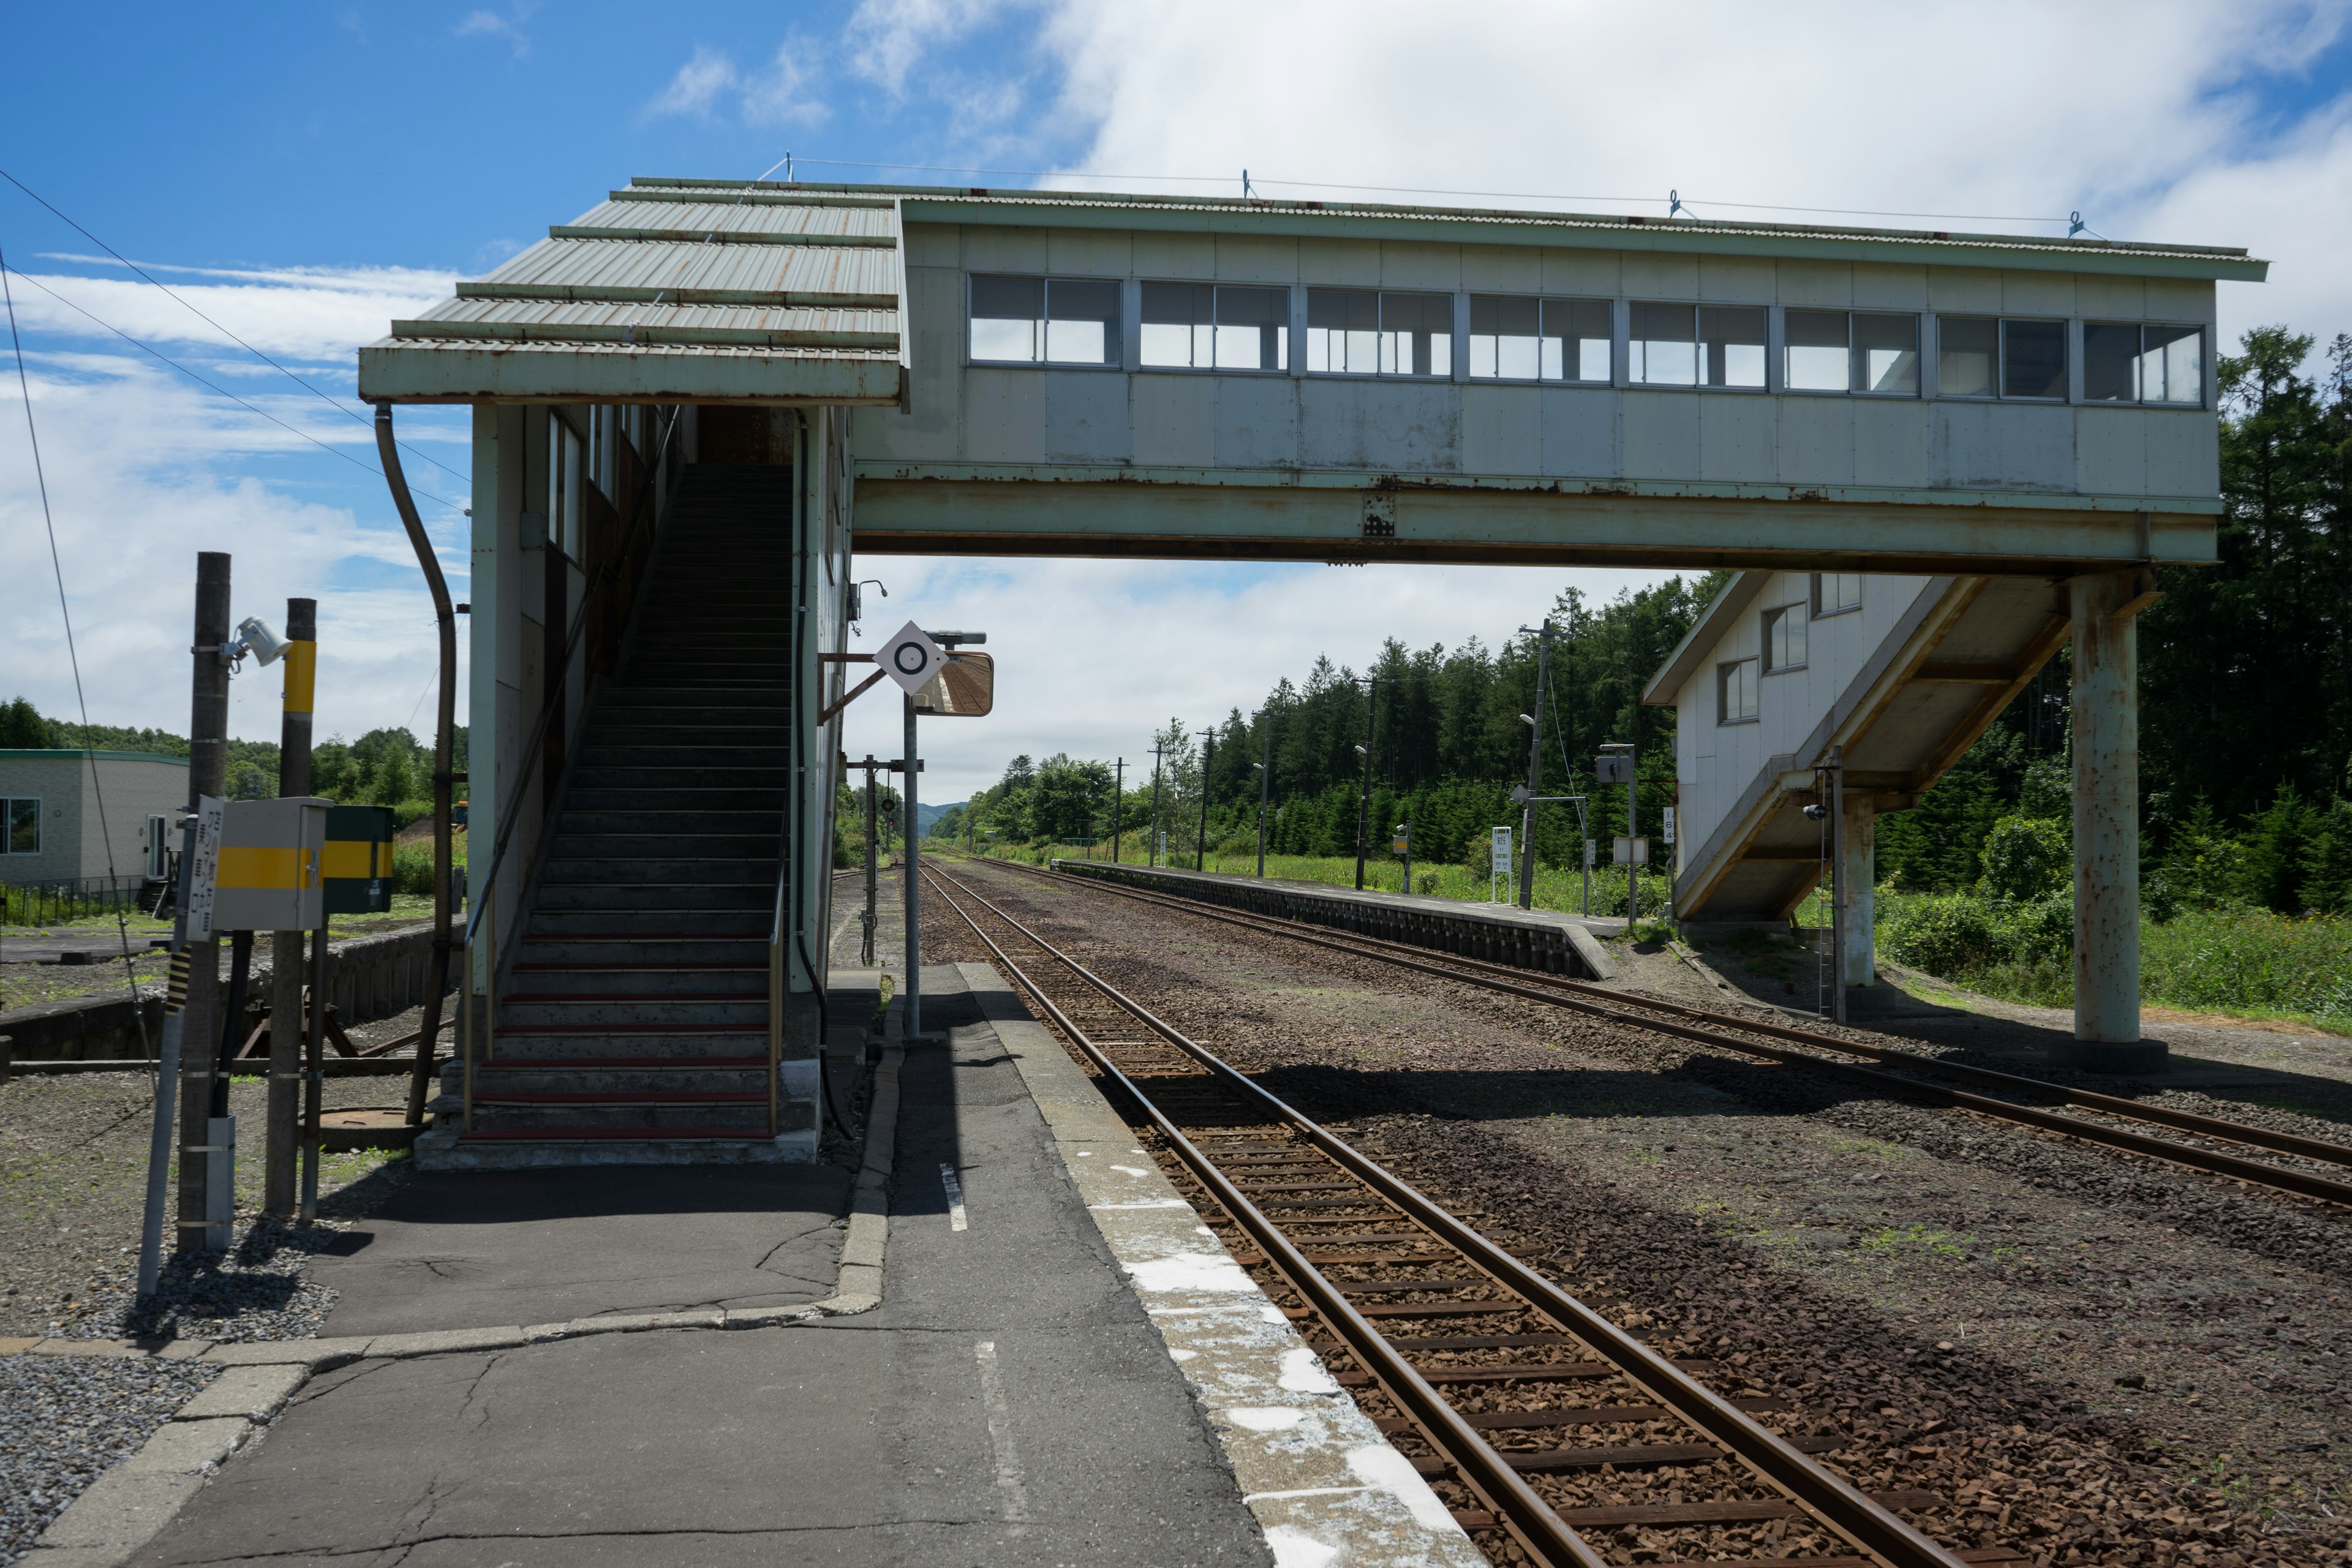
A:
[1517, 621, 1553, 910]
[1149, 742, 1166, 867]
[1256, 712, 1272, 878]
[1112, 757, 1123, 863]
[266, 598, 315, 1217]
[1195, 725, 1214, 871]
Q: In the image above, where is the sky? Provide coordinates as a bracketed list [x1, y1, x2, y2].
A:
[3, 0, 2349, 805]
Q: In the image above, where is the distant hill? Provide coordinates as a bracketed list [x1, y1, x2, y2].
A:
[914, 801, 965, 835]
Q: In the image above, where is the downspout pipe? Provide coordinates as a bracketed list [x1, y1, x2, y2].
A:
[374, 402, 458, 1127]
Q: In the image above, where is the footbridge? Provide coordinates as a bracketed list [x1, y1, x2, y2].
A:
[356, 178, 2261, 1159]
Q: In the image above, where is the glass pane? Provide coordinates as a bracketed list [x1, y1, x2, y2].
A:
[1784, 309, 1849, 391]
[1852, 314, 1918, 394]
[1937, 316, 1996, 396]
[2146, 323, 2201, 404]
[2003, 318, 2067, 399]
[970, 275, 1043, 362]
[1548, 300, 1612, 383]
[1630, 302, 1696, 385]
[1468, 295, 1539, 380]
[1141, 282, 1211, 368]
[1046, 278, 1120, 364]
[1700, 306, 1766, 388]
[2082, 322, 2139, 402]
[1766, 603, 1808, 669]
[1379, 292, 1451, 377]
[1815, 572, 1862, 612]
[8, 797, 37, 855]
[1214, 285, 1287, 371]
[1307, 289, 1379, 373]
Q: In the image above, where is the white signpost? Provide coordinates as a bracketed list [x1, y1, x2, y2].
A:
[183, 794, 226, 941]
[1490, 826, 1513, 903]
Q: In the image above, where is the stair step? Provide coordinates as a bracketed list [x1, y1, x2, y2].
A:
[458, 1127, 776, 1142]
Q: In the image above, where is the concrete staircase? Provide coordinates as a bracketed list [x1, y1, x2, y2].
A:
[418, 466, 816, 1169]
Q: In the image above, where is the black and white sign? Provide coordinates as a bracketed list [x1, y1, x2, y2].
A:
[184, 795, 226, 941]
[878, 620, 947, 697]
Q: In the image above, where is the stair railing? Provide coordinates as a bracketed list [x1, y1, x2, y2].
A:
[768, 868, 785, 1137]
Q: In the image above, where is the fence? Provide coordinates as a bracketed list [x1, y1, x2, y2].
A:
[2, 876, 157, 927]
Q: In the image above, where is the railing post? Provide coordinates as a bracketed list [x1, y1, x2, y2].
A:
[482, 883, 497, 1064]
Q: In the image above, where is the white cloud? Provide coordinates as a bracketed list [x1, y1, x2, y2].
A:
[454, 3, 535, 59]
[6, 263, 453, 362]
[644, 41, 831, 128]
[846, 0, 1014, 96]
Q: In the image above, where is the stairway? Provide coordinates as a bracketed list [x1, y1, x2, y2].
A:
[419, 466, 815, 1169]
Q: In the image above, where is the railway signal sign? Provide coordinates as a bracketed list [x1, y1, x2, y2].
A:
[878, 620, 946, 696]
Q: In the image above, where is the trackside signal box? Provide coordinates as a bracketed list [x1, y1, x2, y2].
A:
[324, 805, 396, 914]
[211, 797, 330, 932]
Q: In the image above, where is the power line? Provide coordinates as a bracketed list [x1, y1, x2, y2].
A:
[0, 166, 472, 486]
[1, 235, 151, 1061]
[1, 262, 468, 516]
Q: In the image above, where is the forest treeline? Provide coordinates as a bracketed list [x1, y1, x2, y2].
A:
[937, 324, 2352, 918]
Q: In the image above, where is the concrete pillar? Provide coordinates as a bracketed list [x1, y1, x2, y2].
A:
[2064, 570, 2163, 1072]
[1839, 797, 1875, 987]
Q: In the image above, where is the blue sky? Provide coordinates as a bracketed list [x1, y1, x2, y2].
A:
[4, 1, 2348, 801]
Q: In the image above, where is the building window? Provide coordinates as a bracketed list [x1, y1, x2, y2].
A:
[1784, 310, 1849, 391]
[2084, 322, 2204, 405]
[1718, 658, 1759, 723]
[1812, 573, 1863, 616]
[1701, 306, 1766, 388]
[1140, 283, 1287, 371]
[1763, 603, 1808, 671]
[1786, 311, 1921, 395]
[1630, 303, 1763, 388]
[1935, 316, 2067, 399]
[5, 797, 39, 855]
[1306, 290, 1451, 376]
[1466, 296, 1611, 382]
[145, 813, 169, 879]
[969, 276, 1121, 366]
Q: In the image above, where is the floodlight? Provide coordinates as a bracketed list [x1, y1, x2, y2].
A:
[1519, 714, 1535, 726]
[221, 616, 290, 671]
[1802, 802, 1827, 820]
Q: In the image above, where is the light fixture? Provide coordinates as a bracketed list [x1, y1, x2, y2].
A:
[219, 616, 290, 672]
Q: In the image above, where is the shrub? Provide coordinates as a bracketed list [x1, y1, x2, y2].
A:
[1877, 893, 2008, 975]
[1975, 816, 2069, 903]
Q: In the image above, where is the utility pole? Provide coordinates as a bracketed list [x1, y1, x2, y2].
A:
[1517, 621, 1553, 910]
[1626, 729, 1640, 924]
[1195, 725, 1214, 872]
[1112, 757, 1124, 864]
[1828, 744, 1847, 1026]
[853, 755, 880, 966]
[1256, 711, 1272, 878]
[902, 695, 921, 1039]
[1354, 681, 1384, 892]
[266, 598, 315, 1217]
[176, 552, 231, 1253]
[1150, 741, 1166, 867]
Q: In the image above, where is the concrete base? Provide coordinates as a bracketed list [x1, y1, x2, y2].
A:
[2048, 1039, 2171, 1075]
[412, 1125, 820, 1170]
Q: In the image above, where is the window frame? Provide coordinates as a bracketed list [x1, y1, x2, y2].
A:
[1761, 601, 1809, 674]
[1136, 281, 1292, 375]
[1303, 288, 1455, 380]
[1717, 658, 1760, 725]
[965, 273, 1128, 371]
[1627, 301, 1771, 393]
[1810, 572, 1864, 617]
[2082, 320, 2207, 408]
[1930, 314, 2074, 402]
[4, 796, 42, 856]
[1464, 293, 1615, 385]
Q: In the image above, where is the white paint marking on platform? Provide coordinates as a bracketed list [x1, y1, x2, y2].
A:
[1346, 1444, 1458, 1531]
[1278, 1347, 1340, 1393]
[1263, 1525, 1344, 1568]
[1109, 1163, 1152, 1177]
[973, 1340, 1030, 1526]
[941, 1164, 968, 1232]
[1227, 1406, 1307, 1431]
[1125, 1253, 1257, 1295]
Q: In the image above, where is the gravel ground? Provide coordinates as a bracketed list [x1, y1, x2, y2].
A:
[0, 1352, 217, 1566]
[925, 861, 2352, 1567]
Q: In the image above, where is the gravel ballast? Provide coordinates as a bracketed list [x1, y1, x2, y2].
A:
[0, 1352, 217, 1566]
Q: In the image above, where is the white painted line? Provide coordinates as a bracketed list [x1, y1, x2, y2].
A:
[941, 1163, 968, 1231]
[973, 1340, 1031, 1528]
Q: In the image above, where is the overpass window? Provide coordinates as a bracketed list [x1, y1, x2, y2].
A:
[969, 276, 1121, 366]
[1937, 317, 1997, 396]
[2002, 318, 2067, 399]
[1812, 573, 1863, 616]
[1306, 290, 1450, 376]
[1785, 311, 1849, 391]
[1630, 303, 1697, 385]
[1143, 284, 1287, 370]
[1853, 314, 1920, 393]
[1467, 296, 1611, 382]
[2085, 322, 2203, 404]
[1763, 602, 1807, 671]
[1718, 658, 1758, 723]
[1701, 306, 1766, 388]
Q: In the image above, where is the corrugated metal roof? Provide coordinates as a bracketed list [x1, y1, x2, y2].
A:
[358, 184, 907, 405]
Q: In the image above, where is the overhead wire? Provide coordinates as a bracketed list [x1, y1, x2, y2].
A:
[0, 166, 472, 486]
[1, 235, 153, 1065]
[1, 262, 469, 516]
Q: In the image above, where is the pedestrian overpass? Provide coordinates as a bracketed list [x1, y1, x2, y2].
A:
[358, 178, 2261, 1158]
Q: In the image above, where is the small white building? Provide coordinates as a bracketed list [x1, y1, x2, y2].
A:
[0, 749, 189, 890]
[1643, 572, 2076, 986]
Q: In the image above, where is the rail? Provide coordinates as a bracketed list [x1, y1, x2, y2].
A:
[924, 859, 1980, 1568]
[1002, 856, 2352, 1208]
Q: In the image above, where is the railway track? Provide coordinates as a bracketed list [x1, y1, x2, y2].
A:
[923, 860, 2016, 1568]
[962, 856, 2352, 1209]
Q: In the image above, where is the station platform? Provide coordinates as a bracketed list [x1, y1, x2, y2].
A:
[103, 962, 1474, 1568]
[1050, 859, 1620, 982]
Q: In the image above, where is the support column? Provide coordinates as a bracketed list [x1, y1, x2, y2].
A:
[2063, 570, 2163, 1072]
[175, 552, 230, 1251]
[1839, 797, 1875, 989]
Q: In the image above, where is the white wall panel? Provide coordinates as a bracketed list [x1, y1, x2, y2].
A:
[1213, 377, 1303, 470]
[1539, 387, 1618, 478]
[1462, 385, 1540, 475]
[1130, 374, 1216, 468]
[1044, 371, 1132, 464]
[1701, 396, 1777, 482]
[1622, 392, 1701, 480]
